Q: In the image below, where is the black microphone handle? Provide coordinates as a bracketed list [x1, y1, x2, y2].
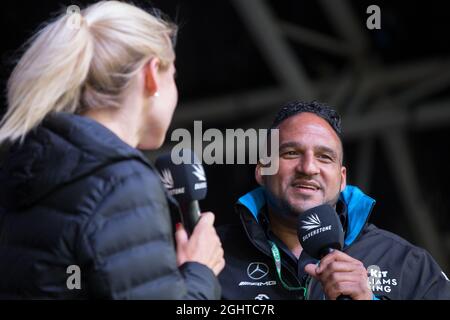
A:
[180, 200, 201, 235]
[319, 248, 352, 301]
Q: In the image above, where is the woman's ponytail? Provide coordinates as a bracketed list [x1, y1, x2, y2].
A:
[0, 1, 176, 144]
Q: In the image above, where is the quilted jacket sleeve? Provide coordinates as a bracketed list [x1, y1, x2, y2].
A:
[77, 163, 220, 299]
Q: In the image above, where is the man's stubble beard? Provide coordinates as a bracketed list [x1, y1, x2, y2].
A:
[266, 176, 342, 221]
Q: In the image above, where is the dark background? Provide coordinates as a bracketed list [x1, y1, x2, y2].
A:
[1, 0, 450, 272]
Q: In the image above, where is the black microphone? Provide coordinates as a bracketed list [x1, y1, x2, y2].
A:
[155, 149, 207, 235]
[298, 204, 351, 300]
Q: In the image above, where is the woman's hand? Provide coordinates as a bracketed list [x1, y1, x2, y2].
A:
[175, 212, 225, 276]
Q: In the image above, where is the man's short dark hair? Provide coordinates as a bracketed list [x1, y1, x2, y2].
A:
[270, 101, 342, 139]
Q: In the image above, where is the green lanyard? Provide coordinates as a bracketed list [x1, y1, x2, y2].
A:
[269, 240, 308, 299]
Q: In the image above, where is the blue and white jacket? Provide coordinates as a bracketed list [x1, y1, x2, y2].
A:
[218, 185, 450, 300]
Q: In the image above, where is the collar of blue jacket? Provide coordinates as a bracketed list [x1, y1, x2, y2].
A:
[237, 185, 376, 247]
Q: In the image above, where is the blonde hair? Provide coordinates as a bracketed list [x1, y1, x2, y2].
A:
[0, 1, 176, 144]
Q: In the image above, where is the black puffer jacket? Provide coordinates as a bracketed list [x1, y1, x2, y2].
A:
[0, 112, 220, 299]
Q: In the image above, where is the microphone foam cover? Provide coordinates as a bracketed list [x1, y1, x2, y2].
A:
[155, 149, 207, 203]
[298, 204, 344, 259]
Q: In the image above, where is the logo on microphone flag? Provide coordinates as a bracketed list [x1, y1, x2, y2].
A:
[158, 169, 174, 190]
[301, 213, 321, 231]
[192, 164, 206, 181]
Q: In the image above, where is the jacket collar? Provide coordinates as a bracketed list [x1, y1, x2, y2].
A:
[237, 185, 376, 247]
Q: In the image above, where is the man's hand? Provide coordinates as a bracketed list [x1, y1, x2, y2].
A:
[304, 250, 372, 300]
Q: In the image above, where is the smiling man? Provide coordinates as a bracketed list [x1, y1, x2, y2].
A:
[218, 101, 450, 300]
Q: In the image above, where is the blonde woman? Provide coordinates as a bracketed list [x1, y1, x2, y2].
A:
[0, 1, 224, 299]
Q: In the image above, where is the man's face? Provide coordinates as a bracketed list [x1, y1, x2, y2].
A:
[256, 112, 346, 220]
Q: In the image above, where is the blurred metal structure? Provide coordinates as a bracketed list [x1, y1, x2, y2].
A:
[165, 0, 450, 269]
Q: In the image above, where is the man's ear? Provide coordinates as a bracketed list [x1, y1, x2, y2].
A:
[340, 166, 347, 192]
[255, 162, 264, 186]
[144, 58, 160, 97]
